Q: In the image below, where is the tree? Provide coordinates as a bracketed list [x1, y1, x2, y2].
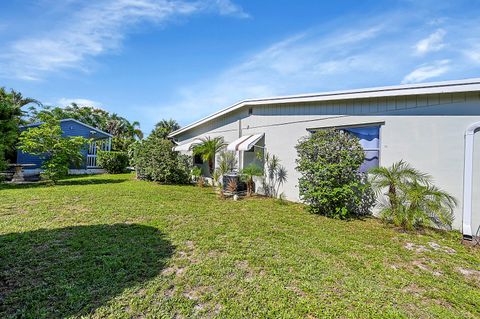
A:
[151, 119, 180, 139]
[296, 129, 375, 218]
[27, 104, 142, 151]
[0, 88, 39, 170]
[192, 137, 227, 175]
[370, 161, 457, 230]
[18, 117, 88, 183]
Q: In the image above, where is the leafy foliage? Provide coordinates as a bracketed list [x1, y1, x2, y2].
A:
[18, 117, 88, 182]
[0, 88, 39, 170]
[296, 129, 375, 218]
[27, 104, 142, 151]
[370, 161, 457, 230]
[97, 151, 129, 174]
[241, 163, 263, 196]
[131, 135, 191, 184]
[192, 136, 227, 174]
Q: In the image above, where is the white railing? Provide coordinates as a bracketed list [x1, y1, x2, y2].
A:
[87, 138, 111, 168]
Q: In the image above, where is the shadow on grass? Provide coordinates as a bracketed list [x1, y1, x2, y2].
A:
[0, 224, 173, 318]
[0, 177, 129, 190]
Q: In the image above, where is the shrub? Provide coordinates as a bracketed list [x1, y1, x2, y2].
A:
[370, 160, 457, 230]
[131, 135, 192, 184]
[296, 129, 375, 219]
[97, 151, 129, 174]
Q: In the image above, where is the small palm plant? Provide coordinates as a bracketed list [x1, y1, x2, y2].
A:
[370, 161, 457, 230]
[192, 137, 227, 175]
[241, 164, 263, 196]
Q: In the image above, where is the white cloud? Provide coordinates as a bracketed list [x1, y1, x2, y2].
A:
[401, 60, 450, 83]
[212, 0, 250, 18]
[0, 0, 248, 80]
[58, 98, 103, 108]
[415, 29, 446, 55]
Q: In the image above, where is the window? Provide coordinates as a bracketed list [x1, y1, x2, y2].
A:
[343, 126, 380, 173]
[248, 107, 253, 115]
[193, 154, 203, 165]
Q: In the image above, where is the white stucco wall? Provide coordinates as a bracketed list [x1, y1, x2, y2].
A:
[174, 92, 480, 232]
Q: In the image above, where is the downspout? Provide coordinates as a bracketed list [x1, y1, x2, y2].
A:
[463, 121, 480, 240]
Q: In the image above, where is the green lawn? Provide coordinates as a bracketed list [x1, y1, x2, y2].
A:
[0, 174, 479, 318]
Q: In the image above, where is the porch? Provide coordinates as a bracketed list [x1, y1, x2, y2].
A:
[87, 138, 112, 168]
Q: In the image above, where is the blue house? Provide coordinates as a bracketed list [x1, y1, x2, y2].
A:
[17, 119, 112, 172]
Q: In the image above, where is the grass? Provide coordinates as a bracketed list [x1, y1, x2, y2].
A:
[0, 173, 479, 318]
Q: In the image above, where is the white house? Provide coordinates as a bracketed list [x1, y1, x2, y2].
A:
[168, 78, 480, 241]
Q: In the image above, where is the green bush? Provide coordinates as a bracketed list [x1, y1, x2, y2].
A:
[130, 135, 192, 184]
[296, 129, 375, 219]
[97, 151, 129, 174]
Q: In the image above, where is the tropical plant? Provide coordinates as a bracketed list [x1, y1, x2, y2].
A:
[369, 160, 430, 217]
[241, 163, 263, 196]
[27, 104, 143, 151]
[191, 136, 227, 175]
[151, 119, 180, 139]
[296, 129, 375, 219]
[261, 152, 288, 198]
[370, 161, 457, 230]
[0, 88, 40, 170]
[18, 117, 88, 183]
[191, 166, 202, 183]
[97, 151, 129, 174]
[216, 150, 237, 184]
[225, 178, 238, 194]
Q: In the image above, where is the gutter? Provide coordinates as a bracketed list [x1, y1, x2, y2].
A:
[463, 121, 480, 240]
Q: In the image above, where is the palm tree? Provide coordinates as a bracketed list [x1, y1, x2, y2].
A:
[152, 119, 180, 139]
[192, 136, 226, 174]
[128, 120, 144, 140]
[370, 160, 456, 230]
[241, 163, 263, 196]
[369, 160, 430, 216]
[389, 180, 457, 230]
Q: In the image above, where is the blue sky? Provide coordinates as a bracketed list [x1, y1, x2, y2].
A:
[1, 0, 480, 134]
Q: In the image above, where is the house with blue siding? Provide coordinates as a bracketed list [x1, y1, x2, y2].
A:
[17, 119, 112, 173]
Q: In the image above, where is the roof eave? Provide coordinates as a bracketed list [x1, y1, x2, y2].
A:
[168, 78, 480, 138]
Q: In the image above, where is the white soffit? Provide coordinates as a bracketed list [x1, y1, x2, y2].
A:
[173, 139, 201, 152]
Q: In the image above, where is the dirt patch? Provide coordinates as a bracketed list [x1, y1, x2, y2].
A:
[412, 259, 442, 276]
[286, 285, 307, 298]
[456, 267, 480, 284]
[235, 260, 255, 279]
[402, 283, 425, 297]
[405, 242, 456, 254]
